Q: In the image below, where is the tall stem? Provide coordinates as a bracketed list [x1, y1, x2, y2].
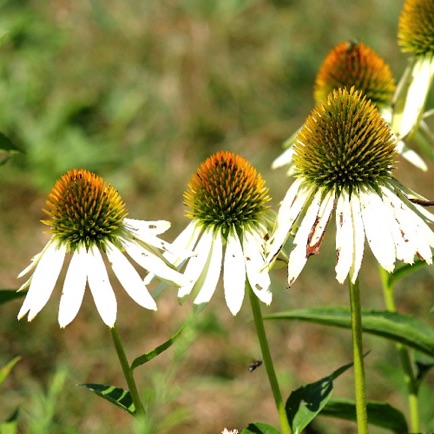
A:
[247, 284, 292, 434]
[379, 267, 420, 433]
[349, 279, 369, 434]
[110, 326, 146, 418]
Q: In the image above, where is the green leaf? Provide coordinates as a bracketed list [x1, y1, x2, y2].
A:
[80, 384, 135, 415]
[0, 290, 26, 306]
[0, 408, 19, 434]
[0, 133, 20, 166]
[240, 422, 281, 434]
[387, 259, 429, 288]
[131, 324, 185, 370]
[286, 360, 353, 433]
[320, 398, 408, 433]
[0, 356, 21, 386]
[266, 307, 434, 358]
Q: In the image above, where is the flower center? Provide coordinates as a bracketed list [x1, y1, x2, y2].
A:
[184, 151, 270, 235]
[43, 169, 128, 251]
[293, 87, 397, 195]
[314, 41, 396, 108]
[398, 0, 434, 55]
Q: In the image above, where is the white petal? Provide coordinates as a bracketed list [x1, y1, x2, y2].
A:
[267, 178, 313, 264]
[107, 242, 157, 311]
[360, 188, 396, 272]
[223, 230, 246, 315]
[58, 247, 87, 328]
[178, 227, 213, 298]
[18, 241, 66, 322]
[309, 188, 335, 249]
[335, 191, 354, 284]
[349, 193, 365, 283]
[193, 231, 223, 308]
[271, 146, 295, 169]
[124, 218, 171, 235]
[395, 139, 427, 171]
[287, 189, 322, 286]
[243, 229, 272, 305]
[87, 246, 117, 327]
[122, 239, 188, 286]
[17, 238, 54, 279]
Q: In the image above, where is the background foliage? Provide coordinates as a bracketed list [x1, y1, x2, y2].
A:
[0, 0, 433, 433]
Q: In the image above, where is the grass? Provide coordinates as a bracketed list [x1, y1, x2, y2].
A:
[0, 0, 433, 433]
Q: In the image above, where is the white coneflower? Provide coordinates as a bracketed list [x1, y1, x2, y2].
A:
[17, 169, 188, 327]
[392, 0, 434, 141]
[164, 151, 273, 315]
[274, 40, 427, 172]
[267, 87, 434, 286]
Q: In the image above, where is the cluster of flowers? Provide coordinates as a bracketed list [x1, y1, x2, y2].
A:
[18, 0, 434, 328]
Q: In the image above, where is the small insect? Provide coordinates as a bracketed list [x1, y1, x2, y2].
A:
[248, 359, 263, 372]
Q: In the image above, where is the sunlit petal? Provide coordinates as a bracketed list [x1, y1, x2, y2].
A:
[349, 193, 365, 283]
[223, 230, 246, 315]
[194, 231, 223, 307]
[360, 187, 396, 272]
[18, 242, 66, 321]
[107, 242, 157, 311]
[287, 189, 322, 286]
[335, 191, 354, 284]
[87, 246, 117, 327]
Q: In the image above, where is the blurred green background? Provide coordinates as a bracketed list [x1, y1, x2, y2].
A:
[1, 0, 433, 433]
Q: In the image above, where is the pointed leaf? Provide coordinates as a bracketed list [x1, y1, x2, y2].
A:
[0, 290, 26, 306]
[286, 360, 353, 433]
[320, 398, 408, 433]
[387, 259, 429, 288]
[0, 356, 21, 386]
[265, 307, 434, 358]
[241, 422, 281, 434]
[80, 383, 135, 415]
[131, 324, 185, 370]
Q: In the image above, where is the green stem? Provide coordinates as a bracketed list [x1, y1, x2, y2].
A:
[248, 284, 292, 434]
[349, 279, 369, 434]
[379, 267, 420, 433]
[110, 326, 146, 418]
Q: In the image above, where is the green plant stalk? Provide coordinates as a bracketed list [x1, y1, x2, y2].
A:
[247, 283, 292, 434]
[110, 326, 146, 418]
[379, 266, 420, 433]
[349, 279, 369, 434]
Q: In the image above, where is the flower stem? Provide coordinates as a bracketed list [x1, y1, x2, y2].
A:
[379, 267, 420, 433]
[348, 279, 369, 434]
[110, 326, 146, 418]
[247, 284, 292, 434]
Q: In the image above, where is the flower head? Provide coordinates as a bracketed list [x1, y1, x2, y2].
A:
[392, 0, 434, 140]
[18, 169, 187, 328]
[165, 151, 273, 315]
[268, 87, 434, 286]
[274, 40, 427, 172]
[314, 40, 396, 108]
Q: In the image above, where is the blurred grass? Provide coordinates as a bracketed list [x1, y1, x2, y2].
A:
[0, 0, 433, 433]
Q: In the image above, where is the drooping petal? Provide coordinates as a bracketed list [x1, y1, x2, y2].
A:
[124, 218, 171, 236]
[18, 241, 66, 321]
[243, 229, 272, 305]
[287, 188, 322, 286]
[223, 229, 246, 315]
[267, 178, 313, 264]
[106, 242, 157, 311]
[360, 187, 396, 272]
[193, 231, 223, 308]
[178, 227, 213, 298]
[335, 191, 354, 284]
[309, 188, 335, 252]
[123, 238, 188, 287]
[349, 192, 365, 283]
[17, 238, 54, 279]
[58, 246, 88, 328]
[87, 246, 117, 327]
